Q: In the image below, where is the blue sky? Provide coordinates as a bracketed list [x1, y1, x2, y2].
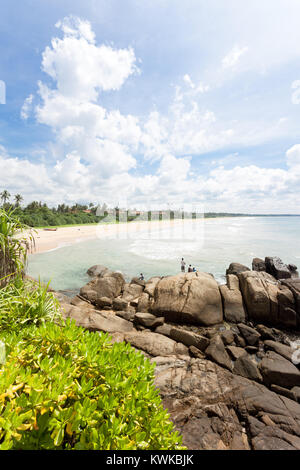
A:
[1, 0, 300, 212]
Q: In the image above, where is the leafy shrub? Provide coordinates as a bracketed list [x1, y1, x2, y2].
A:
[0, 321, 184, 450]
[0, 208, 34, 286]
[0, 278, 60, 333]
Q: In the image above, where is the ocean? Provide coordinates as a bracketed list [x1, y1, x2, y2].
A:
[27, 216, 300, 292]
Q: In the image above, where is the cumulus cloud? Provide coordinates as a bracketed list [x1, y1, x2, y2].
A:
[4, 15, 300, 213]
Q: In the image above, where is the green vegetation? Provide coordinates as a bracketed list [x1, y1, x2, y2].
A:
[0, 207, 33, 286]
[0, 207, 184, 450]
[0, 321, 183, 450]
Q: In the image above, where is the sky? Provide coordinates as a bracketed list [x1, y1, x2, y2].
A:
[1, 0, 300, 213]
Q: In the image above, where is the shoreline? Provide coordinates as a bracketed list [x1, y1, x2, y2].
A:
[25, 218, 208, 255]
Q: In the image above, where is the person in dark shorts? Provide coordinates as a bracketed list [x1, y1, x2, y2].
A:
[181, 258, 186, 272]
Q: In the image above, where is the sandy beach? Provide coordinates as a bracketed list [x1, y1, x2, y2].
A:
[23, 219, 199, 255]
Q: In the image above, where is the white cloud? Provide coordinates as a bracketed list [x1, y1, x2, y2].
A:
[42, 15, 138, 102]
[291, 80, 300, 104]
[20, 94, 34, 120]
[222, 45, 249, 69]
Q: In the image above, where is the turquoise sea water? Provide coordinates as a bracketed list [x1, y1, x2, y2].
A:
[27, 217, 300, 292]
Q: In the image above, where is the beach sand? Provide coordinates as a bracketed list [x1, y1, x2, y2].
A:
[22, 219, 199, 255]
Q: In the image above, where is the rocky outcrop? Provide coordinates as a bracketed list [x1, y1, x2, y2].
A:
[238, 271, 298, 329]
[226, 263, 250, 276]
[80, 271, 125, 304]
[219, 275, 246, 323]
[86, 265, 110, 277]
[265, 257, 293, 280]
[154, 356, 300, 450]
[205, 335, 232, 371]
[252, 258, 266, 272]
[123, 331, 189, 357]
[259, 351, 300, 389]
[152, 272, 223, 326]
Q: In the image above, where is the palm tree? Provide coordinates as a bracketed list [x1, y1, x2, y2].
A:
[0, 190, 11, 206]
[14, 194, 23, 207]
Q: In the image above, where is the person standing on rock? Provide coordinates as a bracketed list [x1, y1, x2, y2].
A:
[188, 265, 193, 273]
[181, 258, 186, 272]
[139, 273, 144, 281]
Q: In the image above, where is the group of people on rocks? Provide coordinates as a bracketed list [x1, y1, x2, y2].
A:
[137, 258, 197, 281]
[181, 258, 197, 273]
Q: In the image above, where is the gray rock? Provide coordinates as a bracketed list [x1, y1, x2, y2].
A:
[264, 340, 293, 361]
[124, 331, 189, 357]
[137, 292, 150, 312]
[86, 265, 110, 277]
[233, 355, 262, 382]
[170, 328, 210, 351]
[155, 324, 172, 337]
[265, 257, 291, 280]
[134, 312, 164, 328]
[112, 297, 128, 311]
[96, 296, 113, 308]
[238, 323, 261, 346]
[259, 351, 300, 389]
[189, 346, 206, 359]
[252, 258, 266, 272]
[270, 384, 297, 401]
[227, 345, 247, 361]
[292, 387, 300, 403]
[219, 275, 246, 324]
[220, 329, 235, 345]
[116, 310, 135, 322]
[205, 335, 233, 371]
[226, 263, 250, 276]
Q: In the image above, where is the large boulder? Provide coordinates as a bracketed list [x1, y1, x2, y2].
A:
[145, 277, 161, 297]
[281, 278, 300, 320]
[137, 292, 150, 312]
[219, 275, 246, 323]
[61, 303, 133, 333]
[259, 351, 300, 389]
[80, 271, 125, 303]
[86, 265, 110, 277]
[226, 263, 250, 276]
[265, 257, 292, 280]
[151, 272, 223, 326]
[252, 258, 266, 272]
[121, 283, 144, 302]
[238, 271, 297, 328]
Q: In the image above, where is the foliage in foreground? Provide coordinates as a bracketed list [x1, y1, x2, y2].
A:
[0, 277, 60, 333]
[0, 207, 33, 286]
[0, 320, 184, 450]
